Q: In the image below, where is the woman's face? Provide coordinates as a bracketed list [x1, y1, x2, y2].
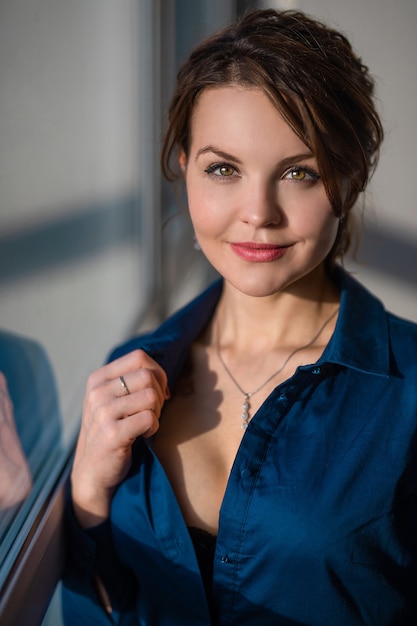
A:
[182, 86, 339, 298]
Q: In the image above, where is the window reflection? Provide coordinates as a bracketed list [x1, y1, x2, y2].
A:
[0, 330, 61, 538]
[0, 372, 32, 509]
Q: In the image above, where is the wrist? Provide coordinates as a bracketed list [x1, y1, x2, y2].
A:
[70, 476, 113, 529]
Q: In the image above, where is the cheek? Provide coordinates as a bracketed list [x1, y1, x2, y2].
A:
[311, 211, 340, 253]
[321, 209, 340, 238]
[290, 199, 339, 255]
[291, 188, 338, 238]
[186, 184, 226, 235]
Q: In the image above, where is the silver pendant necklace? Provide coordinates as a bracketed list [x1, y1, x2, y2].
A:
[216, 307, 339, 429]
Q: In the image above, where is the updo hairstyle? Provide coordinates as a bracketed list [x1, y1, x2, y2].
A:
[161, 9, 384, 261]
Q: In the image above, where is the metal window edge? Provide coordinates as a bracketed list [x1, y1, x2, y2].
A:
[0, 455, 72, 626]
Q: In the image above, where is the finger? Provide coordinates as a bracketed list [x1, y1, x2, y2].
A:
[0, 373, 15, 426]
[103, 350, 169, 399]
[0, 372, 7, 391]
[92, 403, 160, 446]
[113, 368, 166, 407]
[119, 409, 160, 439]
[86, 362, 166, 412]
[115, 385, 163, 419]
[85, 381, 163, 433]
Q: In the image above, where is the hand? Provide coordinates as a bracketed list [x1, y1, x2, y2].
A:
[71, 350, 169, 528]
[0, 372, 32, 509]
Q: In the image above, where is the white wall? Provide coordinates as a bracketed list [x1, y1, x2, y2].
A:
[0, 1, 143, 227]
[0, 1, 151, 441]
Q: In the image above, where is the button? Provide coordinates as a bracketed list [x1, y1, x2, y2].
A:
[311, 367, 321, 375]
[240, 468, 251, 479]
[221, 555, 230, 563]
[276, 390, 289, 406]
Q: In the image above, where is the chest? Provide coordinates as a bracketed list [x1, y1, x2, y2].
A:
[151, 341, 333, 533]
[151, 378, 254, 534]
[112, 369, 416, 625]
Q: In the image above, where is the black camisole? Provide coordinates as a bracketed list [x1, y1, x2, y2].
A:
[188, 526, 217, 600]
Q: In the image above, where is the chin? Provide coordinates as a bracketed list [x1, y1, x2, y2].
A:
[224, 274, 291, 299]
[222, 262, 328, 300]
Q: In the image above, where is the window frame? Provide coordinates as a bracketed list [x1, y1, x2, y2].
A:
[0, 2, 164, 623]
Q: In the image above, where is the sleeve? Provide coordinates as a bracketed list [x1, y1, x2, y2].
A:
[61, 489, 138, 626]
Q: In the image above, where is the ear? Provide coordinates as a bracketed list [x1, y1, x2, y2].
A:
[179, 151, 187, 172]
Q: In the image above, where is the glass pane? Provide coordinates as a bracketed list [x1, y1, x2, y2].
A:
[0, 0, 150, 589]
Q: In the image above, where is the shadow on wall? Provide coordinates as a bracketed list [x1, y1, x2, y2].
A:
[352, 223, 416, 287]
[0, 196, 140, 286]
[0, 204, 415, 290]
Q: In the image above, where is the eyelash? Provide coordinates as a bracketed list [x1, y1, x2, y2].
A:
[203, 162, 321, 183]
[284, 166, 321, 182]
[204, 162, 238, 178]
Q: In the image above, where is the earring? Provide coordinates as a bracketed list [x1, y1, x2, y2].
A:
[193, 234, 201, 251]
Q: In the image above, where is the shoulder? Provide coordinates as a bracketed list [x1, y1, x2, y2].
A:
[0, 329, 61, 457]
[0, 328, 48, 364]
[386, 311, 417, 362]
[0, 329, 56, 391]
[387, 311, 417, 335]
[332, 268, 417, 379]
[107, 279, 223, 364]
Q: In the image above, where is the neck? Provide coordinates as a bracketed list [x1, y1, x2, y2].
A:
[211, 267, 340, 354]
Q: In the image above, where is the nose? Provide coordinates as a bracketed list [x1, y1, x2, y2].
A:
[240, 177, 282, 227]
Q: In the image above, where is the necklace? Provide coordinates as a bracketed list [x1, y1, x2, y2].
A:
[216, 307, 339, 429]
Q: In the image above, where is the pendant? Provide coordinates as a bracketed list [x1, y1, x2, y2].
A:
[241, 393, 251, 429]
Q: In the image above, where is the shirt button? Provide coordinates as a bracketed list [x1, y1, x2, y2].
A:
[221, 555, 230, 564]
[311, 367, 321, 375]
[240, 468, 251, 479]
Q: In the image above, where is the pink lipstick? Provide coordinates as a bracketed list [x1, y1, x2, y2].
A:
[230, 242, 288, 263]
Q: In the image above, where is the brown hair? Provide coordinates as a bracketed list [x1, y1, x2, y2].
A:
[161, 9, 384, 261]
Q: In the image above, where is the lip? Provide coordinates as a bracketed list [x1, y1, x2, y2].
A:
[230, 241, 289, 263]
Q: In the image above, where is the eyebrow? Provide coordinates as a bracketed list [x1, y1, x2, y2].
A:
[195, 145, 243, 164]
[195, 144, 315, 170]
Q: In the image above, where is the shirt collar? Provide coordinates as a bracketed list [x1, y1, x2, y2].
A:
[128, 280, 223, 390]
[320, 267, 390, 377]
[116, 267, 391, 387]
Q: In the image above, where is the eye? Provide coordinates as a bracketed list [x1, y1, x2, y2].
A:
[204, 162, 238, 178]
[283, 166, 320, 182]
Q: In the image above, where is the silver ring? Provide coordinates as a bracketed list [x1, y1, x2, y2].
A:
[119, 375, 130, 395]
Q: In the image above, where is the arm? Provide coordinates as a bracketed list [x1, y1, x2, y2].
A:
[62, 349, 169, 624]
[62, 500, 138, 625]
[71, 348, 169, 527]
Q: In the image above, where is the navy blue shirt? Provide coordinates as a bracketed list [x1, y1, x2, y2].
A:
[62, 269, 417, 625]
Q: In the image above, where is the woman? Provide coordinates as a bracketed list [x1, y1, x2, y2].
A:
[62, 9, 417, 625]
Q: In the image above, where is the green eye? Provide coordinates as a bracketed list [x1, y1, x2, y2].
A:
[284, 166, 320, 182]
[219, 165, 235, 177]
[204, 162, 238, 178]
[291, 169, 307, 181]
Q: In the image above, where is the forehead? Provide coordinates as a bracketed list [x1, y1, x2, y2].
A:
[189, 86, 310, 158]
